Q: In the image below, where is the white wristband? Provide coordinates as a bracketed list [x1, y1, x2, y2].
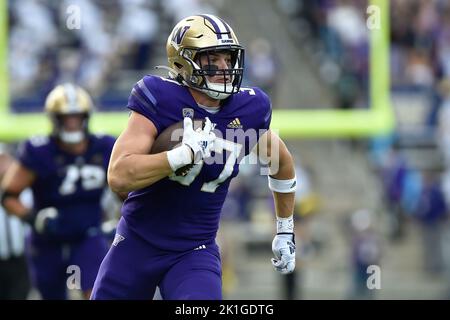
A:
[166, 145, 192, 171]
[277, 215, 294, 233]
[268, 176, 297, 193]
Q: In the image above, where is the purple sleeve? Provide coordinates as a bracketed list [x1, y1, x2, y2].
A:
[259, 89, 272, 130]
[127, 77, 162, 133]
[16, 140, 43, 173]
[254, 87, 272, 135]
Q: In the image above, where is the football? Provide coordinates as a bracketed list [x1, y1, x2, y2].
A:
[150, 118, 205, 176]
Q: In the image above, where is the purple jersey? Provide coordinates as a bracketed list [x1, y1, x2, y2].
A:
[123, 75, 272, 251]
[17, 134, 115, 241]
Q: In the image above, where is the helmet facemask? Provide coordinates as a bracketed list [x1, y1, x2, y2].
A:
[179, 46, 244, 100]
[51, 113, 90, 144]
[45, 83, 93, 145]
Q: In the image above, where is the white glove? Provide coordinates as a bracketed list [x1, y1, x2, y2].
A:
[271, 233, 296, 275]
[34, 207, 58, 234]
[182, 117, 216, 163]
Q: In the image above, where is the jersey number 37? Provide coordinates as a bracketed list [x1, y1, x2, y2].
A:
[170, 138, 242, 193]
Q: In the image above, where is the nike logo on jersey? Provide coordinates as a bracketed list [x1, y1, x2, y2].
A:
[227, 118, 243, 129]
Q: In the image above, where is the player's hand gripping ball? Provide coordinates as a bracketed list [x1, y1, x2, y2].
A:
[151, 117, 214, 176]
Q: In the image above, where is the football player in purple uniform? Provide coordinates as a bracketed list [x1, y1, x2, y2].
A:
[91, 14, 297, 300]
[1, 84, 116, 299]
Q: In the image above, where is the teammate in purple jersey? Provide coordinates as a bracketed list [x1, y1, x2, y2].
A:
[91, 14, 297, 300]
[1, 84, 116, 300]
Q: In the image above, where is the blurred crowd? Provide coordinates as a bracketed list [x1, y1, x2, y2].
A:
[8, 0, 285, 112]
[276, 0, 450, 298]
[277, 0, 450, 115]
[277, 0, 370, 109]
[8, 0, 219, 112]
[375, 1, 450, 298]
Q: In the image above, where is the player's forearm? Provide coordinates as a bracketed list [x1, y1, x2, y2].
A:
[108, 152, 173, 193]
[270, 149, 296, 218]
[272, 192, 295, 218]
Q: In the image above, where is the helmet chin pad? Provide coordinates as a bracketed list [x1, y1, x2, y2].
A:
[59, 130, 85, 144]
[200, 80, 233, 100]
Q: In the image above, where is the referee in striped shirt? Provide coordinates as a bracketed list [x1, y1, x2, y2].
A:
[0, 146, 30, 299]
